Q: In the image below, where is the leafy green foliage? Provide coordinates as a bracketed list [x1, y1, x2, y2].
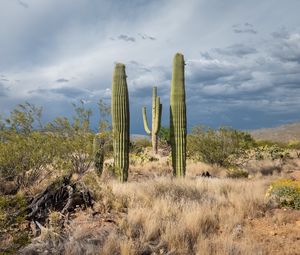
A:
[0, 132, 59, 183]
[2, 102, 43, 134]
[253, 141, 291, 161]
[93, 99, 113, 176]
[0, 194, 30, 254]
[158, 126, 170, 144]
[0, 100, 111, 187]
[44, 100, 97, 175]
[187, 126, 255, 167]
[0, 103, 57, 184]
[130, 138, 151, 154]
[267, 179, 300, 209]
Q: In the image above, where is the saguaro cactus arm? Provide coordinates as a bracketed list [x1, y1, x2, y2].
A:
[153, 96, 162, 134]
[142, 107, 151, 135]
[142, 86, 162, 154]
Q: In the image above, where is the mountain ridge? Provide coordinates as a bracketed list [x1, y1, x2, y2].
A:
[250, 122, 300, 143]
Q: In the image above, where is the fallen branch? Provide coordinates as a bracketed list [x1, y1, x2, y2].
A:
[21, 175, 94, 224]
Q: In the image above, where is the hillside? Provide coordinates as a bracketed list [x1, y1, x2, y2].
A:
[251, 122, 300, 143]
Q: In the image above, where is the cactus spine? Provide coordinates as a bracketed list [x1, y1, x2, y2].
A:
[142, 87, 162, 154]
[111, 63, 130, 182]
[170, 53, 187, 177]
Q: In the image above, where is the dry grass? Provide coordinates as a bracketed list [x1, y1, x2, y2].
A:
[19, 155, 300, 255]
[21, 175, 272, 255]
[109, 177, 268, 255]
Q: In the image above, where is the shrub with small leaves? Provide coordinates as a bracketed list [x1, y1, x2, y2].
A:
[0, 194, 30, 254]
[187, 126, 255, 168]
[266, 179, 300, 209]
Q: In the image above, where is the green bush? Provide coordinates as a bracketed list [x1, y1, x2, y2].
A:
[0, 194, 30, 254]
[253, 142, 291, 161]
[0, 103, 60, 184]
[0, 132, 61, 183]
[0, 101, 104, 187]
[287, 140, 300, 158]
[130, 138, 151, 154]
[267, 179, 300, 209]
[158, 126, 170, 144]
[187, 126, 255, 167]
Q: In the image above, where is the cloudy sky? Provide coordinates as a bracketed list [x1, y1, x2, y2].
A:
[1, 0, 300, 133]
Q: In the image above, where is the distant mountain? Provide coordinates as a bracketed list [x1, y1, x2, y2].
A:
[130, 134, 150, 141]
[251, 122, 300, 143]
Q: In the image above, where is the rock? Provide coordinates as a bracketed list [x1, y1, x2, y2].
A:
[0, 179, 20, 195]
[270, 231, 278, 236]
[232, 224, 243, 238]
[197, 171, 212, 178]
[290, 171, 300, 181]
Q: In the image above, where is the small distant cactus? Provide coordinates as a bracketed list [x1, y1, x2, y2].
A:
[93, 134, 105, 176]
[142, 86, 162, 154]
[111, 63, 130, 182]
[170, 53, 187, 177]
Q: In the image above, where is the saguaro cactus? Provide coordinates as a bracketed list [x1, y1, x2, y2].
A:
[111, 63, 130, 182]
[93, 134, 105, 176]
[142, 87, 162, 154]
[170, 53, 187, 177]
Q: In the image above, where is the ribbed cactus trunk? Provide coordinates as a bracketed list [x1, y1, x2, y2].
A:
[142, 87, 162, 154]
[111, 63, 130, 182]
[93, 134, 104, 176]
[170, 53, 187, 177]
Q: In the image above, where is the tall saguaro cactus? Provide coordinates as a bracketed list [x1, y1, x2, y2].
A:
[142, 87, 162, 154]
[111, 63, 130, 182]
[170, 53, 187, 177]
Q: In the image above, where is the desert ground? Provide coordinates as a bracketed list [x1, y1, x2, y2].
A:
[1, 145, 300, 255]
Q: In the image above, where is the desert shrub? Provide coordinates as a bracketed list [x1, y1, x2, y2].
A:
[253, 142, 291, 162]
[255, 140, 287, 148]
[287, 140, 300, 158]
[187, 126, 255, 167]
[287, 140, 300, 149]
[268, 145, 290, 160]
[158, 126, 170, 144]
[226, 168, 249, 178]
[129, 152, 159, 166]
[0, 101, 99, 187]
[130, 138, 155, 166]
[44, 100, 95, 175]
[0, 102, 43, 135]
[0, 194, 30, 254]
[0, 132, 62, 185]
[0, 103, 59, 184]
[130, 137, 151, 154]
[157, 126, 171, 155]
[266, 179, 300, 209]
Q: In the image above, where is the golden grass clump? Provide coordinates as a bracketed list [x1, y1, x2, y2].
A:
[109, 177, 268, 254]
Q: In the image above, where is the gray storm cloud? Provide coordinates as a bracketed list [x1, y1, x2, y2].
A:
[1, 0, 300, 132]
